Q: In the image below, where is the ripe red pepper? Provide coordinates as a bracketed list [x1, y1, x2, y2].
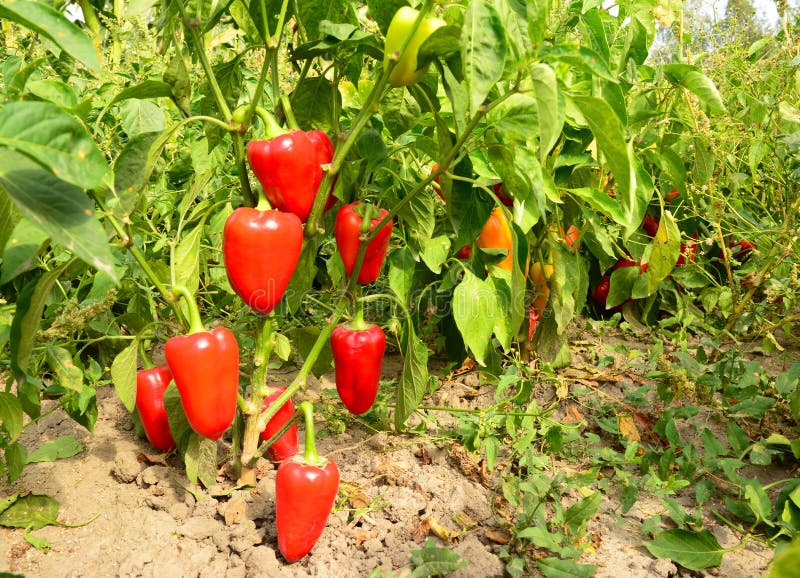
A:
[276, 402, 339, 563]
[260, 386, 298, 462]
[562, 225, 581, 250]
[492, 182, 514, 207]
[642, 215, 659, 237]
[246, 124, 335, 223]
[456, 244, 472, 259]
[665, 188, 680, 202]
[223, 203, 303, 315]
[136, 364, 176, 453]
[729, 239, 756, 259]
[334, 202, 393, 284]
[165, 287, 240, 441]
[591, 275, 611, 308]
[331, 310, 386, 415]
[527, 307, 541, 341]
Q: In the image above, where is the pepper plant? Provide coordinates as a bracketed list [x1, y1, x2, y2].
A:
[3, 0, 793, 570]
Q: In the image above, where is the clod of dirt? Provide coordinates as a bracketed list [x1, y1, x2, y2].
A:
[451, 535, 504, 577]
[112, 452, 144, 483]
[177, 516, 221, 540]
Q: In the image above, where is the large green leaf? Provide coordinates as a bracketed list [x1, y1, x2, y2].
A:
[663, 64, 726, 114]
[0, 102, 107, 190]
[453, 269, 500, 366]
[530, 63, 564, 160]
[644, 211, 681, 293]
[462, 0, 507, 116]
[296, 0, 358, 41]
[0, 1, 100, 73]
[644, 529, 724, 571]
[394, 320, 429, 431]
[9, 261, 71, 380]
[0, 151, 118, 281]
[111, 340, 138, 413]
[536, 557, 597, 578]
[0, 392, 24, 442]
[0, 218, 49, 285]
[112, 132, 161, 215]
[26, 436, 83, 463]
[571, 96, 637, 231]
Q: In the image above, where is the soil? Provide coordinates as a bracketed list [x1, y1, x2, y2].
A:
[0, 326, 789, 578]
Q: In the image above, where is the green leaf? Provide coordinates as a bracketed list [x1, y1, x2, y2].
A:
[0, 392, 24, 441]
[420, 235, 450, 274]
[0, 151, 118, 281]
[564, 491, 601, 535]
[453, 269, 499, 366]
[45, 345, 83, 392]
[0, 493, 60, 531]
[0, 218, 49, 285]
[644, 211, 681, 294]
[296, 0, 357, 40]
[184, 434, 217, 488]
[111, 340, 138, 413]
[410, 539, 466, 577]
[530, 63, 564, 159]
[112, 131, 161, 216]
[4, 443, 27, 483]
[527, 0, 551, 53]
[27, 79, 78, 109]
[542, 44, 616, 82]
[59, 385, 97, 432]
[290, 76, 341, 132]
[644, 529, 724, 571]
[164, 383, 192, 451]
[107, 80, 174, 108]
[571, 96, 637, 231]
[388, 247, 416, 304]
[462, 0, 507, 116]
[486, 93, 538, 144]
[282, 237, 319, 315]
[0, 1, 100, 73]
[173, 224, 203, 320]
[663, 64, 726, 114]
[10, 262, 70, 380]
[394, 321, 429, 431]
[767, 537, 800, 578]
[382, 89, 422, 139]
[366, 0, 408, 34]
[120, 99, 166, 137]
[0, 186, 17, 259]
[568, 188, 625, 226]
[26, 436, 83, 463]
[23, 527, 51, 551]
[273, 333, 291, 361]
[536, 557, 597, 578]
[0, 102, 107, 189]
[289, 326, 333, 379]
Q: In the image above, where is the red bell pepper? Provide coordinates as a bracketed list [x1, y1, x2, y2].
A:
[165, 287, 240, 441]
[492, 182, 514, 207]
[591, 274, 611, 308]
[642, 215, 659, 237]
[136, 364, 176, 453]
[665, 188, 680, 201]
[334, 202, 393, 284]
[223, 202, 303, 315]
[276, 402, 339, 563]
[676, 233, 699, 267]
[331, 309, 386, 415]
[260, 386, 298, 462]
[246, 121, 335, 223]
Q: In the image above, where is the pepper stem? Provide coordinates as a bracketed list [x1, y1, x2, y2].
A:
[299, 401, 325, 466]
[138, 340, 154, 370]
[351, 298, 369, 332]
[256, 192, 272, 211]
[255, 106, 286, 140]
[171, 285, 205, 334]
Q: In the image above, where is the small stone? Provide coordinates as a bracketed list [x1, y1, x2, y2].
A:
[450, 535, 504, 578]
[140, 465, 170, 486]
[178, 516, 221, 540]
[112, 453, 144, 484]
[362, 538, 383, 556]
[168, 502, 190, 522]
[229, 520, 262, 553]
[648, 558, 678, 577]
[243, 546, 282, 578]
[192, 497, 220, 518]
[144, 495, 169, 511]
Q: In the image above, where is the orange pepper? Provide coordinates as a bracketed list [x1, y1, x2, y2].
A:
[476, 208, 515, 271]
[529, 262, 554, 312]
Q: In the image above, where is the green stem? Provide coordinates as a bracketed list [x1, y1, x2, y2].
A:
[255, 106, 286, 139]
[171, 285, 205, 334]
[304, 66, 393, 237]
[298, 401, 324, 465]
[255, 409, 303, 459]
[139, 340, 154, 370]
[233, 135, 256, 207]
[351, 297, 368, 331]
[98, 202, 188, 328]
[237, 315, 275, 485]
[281, 95, 300, 130]
[174, 0, 231, 121]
